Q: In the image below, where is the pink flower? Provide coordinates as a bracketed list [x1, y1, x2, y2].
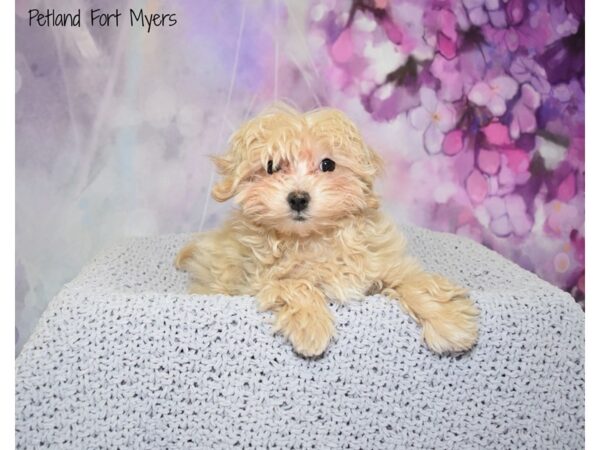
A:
[466, 169, 488, 204]
[557, 172, 577, 202]
[430, 52, 485, 102]
[462, 0, 501, 26]
[502, 149, 530, 173]
[482, 194, 532, 237]
[505, 0, 526, 26]
[488, 9, 507, 28]
[468, 75, 519, 116]
[504, 194, 533, 236]
[363, 83, 421, 121]
[430, 55, 465, 102]
[478, 149, 501, 174]
[482, 122, 512, 146]
[380, 14, 403, 45]
[409, 87, 457, 154]
[510, 57, 551, 96]
[424, 9, 458, 59]
[442, 130, 464, 156]
[495, 148, 531, 195]
[330, 29, 354, 64]
[430, 48, 486, 102]
[510, 84, 541, 139]
[483, 9, 553, 53]
[545, 200, 581, 236]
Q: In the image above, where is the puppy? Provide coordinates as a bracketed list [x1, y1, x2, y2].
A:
[176, 103, 478, 357]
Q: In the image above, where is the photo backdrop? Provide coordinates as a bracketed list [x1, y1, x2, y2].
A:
[16, 0, 584, 353]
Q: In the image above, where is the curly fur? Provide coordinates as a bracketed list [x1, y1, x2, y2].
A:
[176, 103, 478, 357]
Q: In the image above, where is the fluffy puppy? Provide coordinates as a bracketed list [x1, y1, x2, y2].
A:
[176, 103, 478, 357]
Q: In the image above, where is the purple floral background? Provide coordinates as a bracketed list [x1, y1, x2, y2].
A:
[16, 0, 584, 353]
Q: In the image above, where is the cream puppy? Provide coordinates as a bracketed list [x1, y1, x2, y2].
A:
[176, 104, 478, 357]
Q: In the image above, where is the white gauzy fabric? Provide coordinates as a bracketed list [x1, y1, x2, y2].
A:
[15, 225, 584, 449]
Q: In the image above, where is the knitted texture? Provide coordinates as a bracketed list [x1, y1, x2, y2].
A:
[16, 225, 584, 449]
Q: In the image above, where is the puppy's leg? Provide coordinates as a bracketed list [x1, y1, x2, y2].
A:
[175, 229, 253, 295]
[381, 258, 478, 353]
[257, 280, 335, 357]
[174, 239, 214, 294]
[174, 240, 197, 270]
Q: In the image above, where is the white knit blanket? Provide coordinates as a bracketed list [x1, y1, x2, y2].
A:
[15, 225, 584, 449]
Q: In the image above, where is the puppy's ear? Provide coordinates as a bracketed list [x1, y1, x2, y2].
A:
[210, 152, 238, 202]
[211, 112, 260, 202]
[364, 144, 385, 179]
[211, 104, 302, 202]
[363, 145, 385, 209]
[211, 117, 262, 202]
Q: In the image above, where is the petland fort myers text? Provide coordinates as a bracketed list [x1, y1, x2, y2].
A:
[28, 8, 177, 33]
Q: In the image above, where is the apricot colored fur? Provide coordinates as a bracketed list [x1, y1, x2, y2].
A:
[176, 104, 478, 357]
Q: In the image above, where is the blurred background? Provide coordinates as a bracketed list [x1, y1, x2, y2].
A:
[16, 0, 584, 353]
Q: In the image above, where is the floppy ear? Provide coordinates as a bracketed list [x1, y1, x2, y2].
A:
[365, 144, 385, 179]
[210, 152, 238, 202]
[210, 120, 254, 202]
[211, 103, 303, 202]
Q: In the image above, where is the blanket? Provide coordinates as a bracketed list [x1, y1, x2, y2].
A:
[16, 225, 584, 449]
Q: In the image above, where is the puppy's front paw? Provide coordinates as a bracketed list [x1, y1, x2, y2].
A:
[274, 307, 335, 357]
[421, 292, 479, 354]
[258, 280, 336, 357]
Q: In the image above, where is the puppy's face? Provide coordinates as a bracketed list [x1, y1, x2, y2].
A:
[212, 105, 383, 236]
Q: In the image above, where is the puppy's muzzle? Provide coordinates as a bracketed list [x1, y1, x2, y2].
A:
[287, 191, 310, 212]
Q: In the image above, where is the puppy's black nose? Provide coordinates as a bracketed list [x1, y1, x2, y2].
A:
[287, 191, 310, 212]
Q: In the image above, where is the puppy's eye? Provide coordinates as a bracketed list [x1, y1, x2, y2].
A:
[267, 160, 280, 174]
[320, 158, 336, 172]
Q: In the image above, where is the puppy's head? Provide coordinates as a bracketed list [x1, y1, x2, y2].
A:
[212, 103, 383, 236]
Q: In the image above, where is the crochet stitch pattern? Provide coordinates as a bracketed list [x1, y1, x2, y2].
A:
[16, 225, 584, 449]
